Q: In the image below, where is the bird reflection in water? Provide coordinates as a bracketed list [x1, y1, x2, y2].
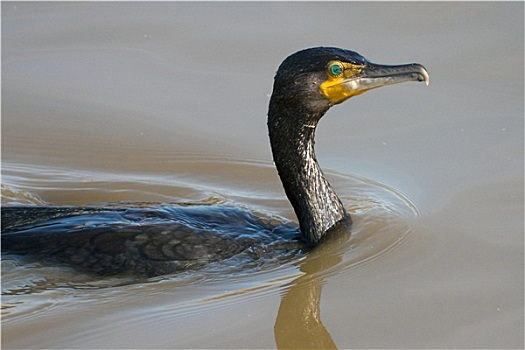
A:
[275, 224, 351, 350]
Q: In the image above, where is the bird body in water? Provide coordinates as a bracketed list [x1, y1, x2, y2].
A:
[1, 47, 429, 276]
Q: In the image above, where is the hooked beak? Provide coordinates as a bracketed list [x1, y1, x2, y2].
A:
[320, 61, 429, 104]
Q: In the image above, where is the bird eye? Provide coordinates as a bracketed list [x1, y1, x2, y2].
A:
[328, 62, 343, 77]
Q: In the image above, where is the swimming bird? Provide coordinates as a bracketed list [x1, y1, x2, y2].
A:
[1, 47, 429, 276]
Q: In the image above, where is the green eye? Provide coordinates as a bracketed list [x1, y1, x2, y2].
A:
[329, 63, 343, 77]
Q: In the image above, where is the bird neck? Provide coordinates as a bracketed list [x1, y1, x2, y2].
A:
[268, 103, 349, 246]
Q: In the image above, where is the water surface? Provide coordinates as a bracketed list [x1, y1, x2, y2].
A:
[2, 2, 523, 348]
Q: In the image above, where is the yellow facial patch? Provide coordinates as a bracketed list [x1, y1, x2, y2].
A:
[320, 60, 367, 104]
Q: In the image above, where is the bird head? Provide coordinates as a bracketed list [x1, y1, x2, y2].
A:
[270, 47, 429, 121]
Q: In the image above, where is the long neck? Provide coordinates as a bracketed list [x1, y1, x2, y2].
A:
[268, 102, 349, 246]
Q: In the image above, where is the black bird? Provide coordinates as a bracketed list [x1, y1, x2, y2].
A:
[1, 47, 429, 276]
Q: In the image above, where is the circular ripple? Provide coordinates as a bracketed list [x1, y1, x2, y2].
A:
[1, 157, 419, 291]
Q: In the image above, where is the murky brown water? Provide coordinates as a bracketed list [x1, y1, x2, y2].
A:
[2, 2, 523, 349]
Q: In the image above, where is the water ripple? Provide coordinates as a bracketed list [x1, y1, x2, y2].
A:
[2, 156, 419, 317]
